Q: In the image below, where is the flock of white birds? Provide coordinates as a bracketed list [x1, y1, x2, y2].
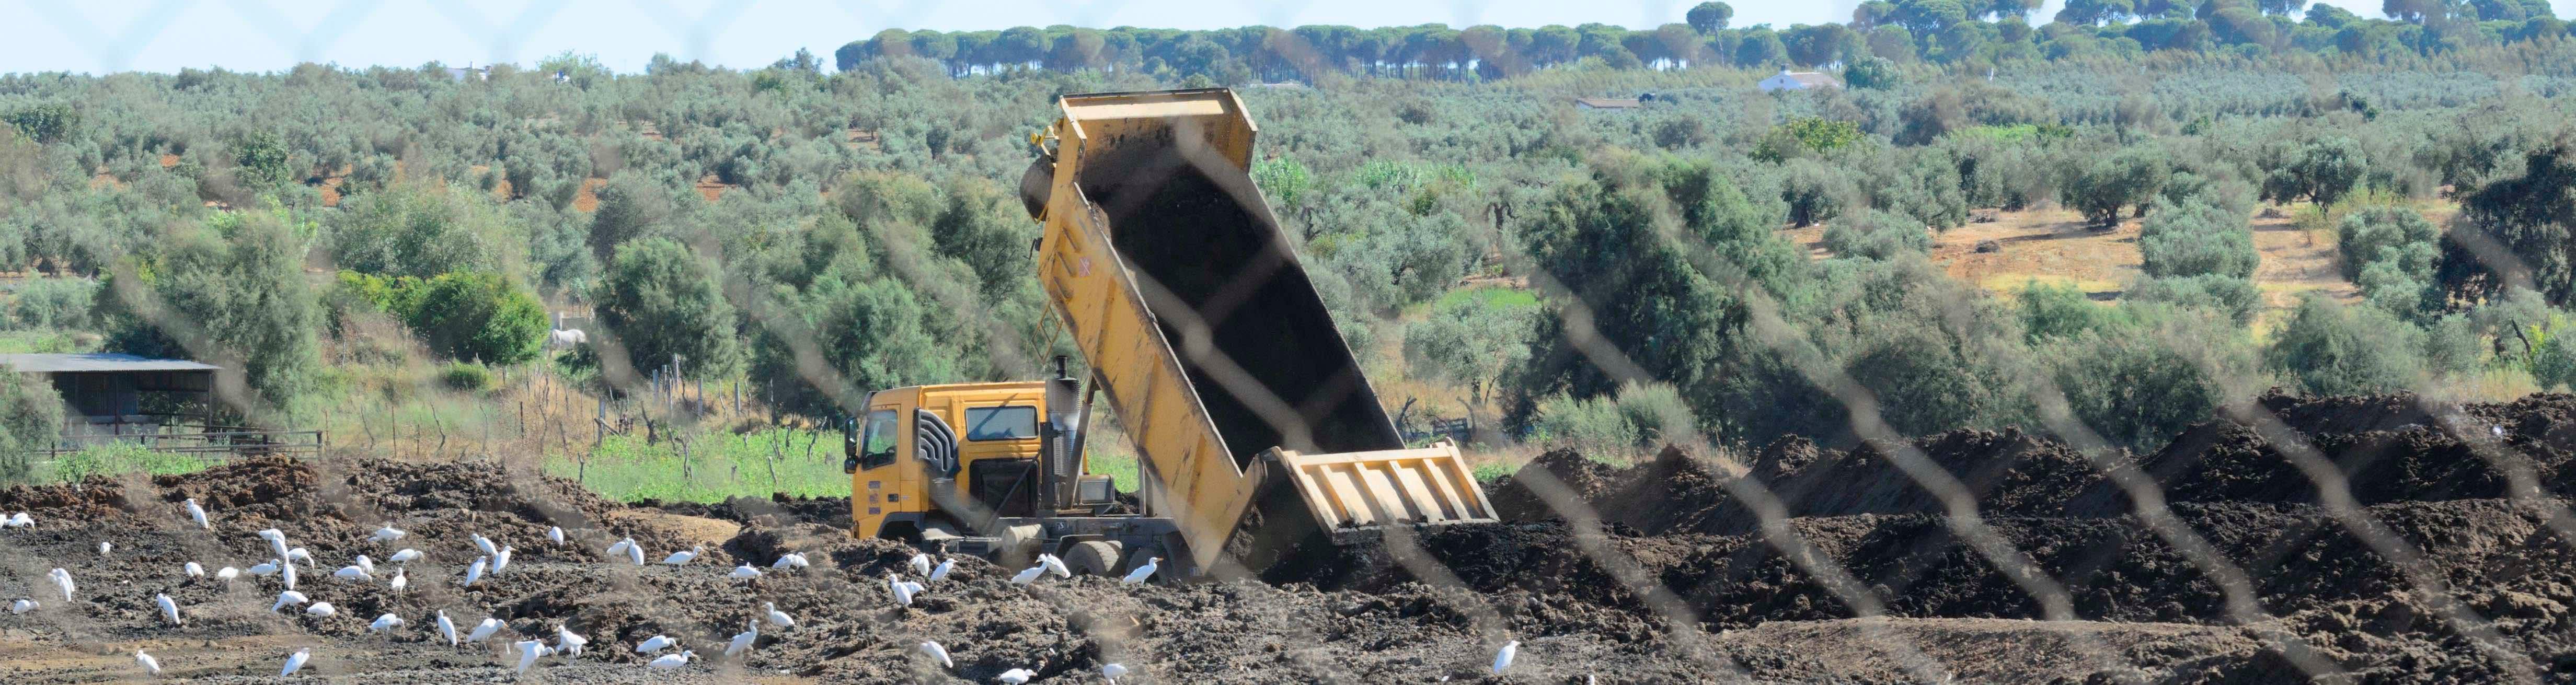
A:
[4, 497, 1534, 682]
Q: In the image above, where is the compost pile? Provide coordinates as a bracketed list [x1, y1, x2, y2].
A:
[6, 392, 2576, 683]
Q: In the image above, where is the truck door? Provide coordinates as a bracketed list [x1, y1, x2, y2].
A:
[850, 404, 905, 537]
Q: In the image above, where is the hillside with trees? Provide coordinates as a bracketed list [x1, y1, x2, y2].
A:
[3, 1, 2576, 487]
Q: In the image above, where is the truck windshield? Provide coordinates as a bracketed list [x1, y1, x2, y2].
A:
[858, 410, 899, 469]
[963, 406, 1038, 440]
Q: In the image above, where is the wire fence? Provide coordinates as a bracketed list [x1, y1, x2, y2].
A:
[6, 3, 2571, 682]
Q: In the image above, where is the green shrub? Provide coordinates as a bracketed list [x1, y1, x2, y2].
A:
[403, 271, 547, 365]
[440, 362, 494, 391]
[0, 369, 64, 481]
[1529, 393, 1637, 458]
[1822, 209, 1930, 260]
[2138, 196, 2258, 280]
[2268, 296, 2426, 396]
[8, 277, 98, 330]
[2127, 274, 2261, 326]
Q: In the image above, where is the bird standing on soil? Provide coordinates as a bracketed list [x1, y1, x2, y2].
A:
[606, 538, 631, 557]
[557, 624, 588, 657]
[215, 566, 239, 580]
[389, 568, 407, 592]
[1103, 663, 1128, 682]
[12, 598, 37, 614]
[908, 553, 933, 576]
[435, 610, 458, 646]
[183, 562, 203, 579]
[917, 641, 952, 668]
[371, 525, 405, 543]
[370, 613, 404, 633]
[355, 555, 375, 575]
[249, 560, 280, 576]
[185, 498, 210, 530]
[281, 562, 297, 591]
[1121, 558, 1160, 585]
[472, 533, 499, 557]
[763, 601, 795, 628]
[770, 553, 809, 570]
[884, 575, 924, 607]
[305, 602, 336, 617]
[636, 634, 676, 653]
[1490, 640, 1517, 675]
[135, 648, 161, 676]
[4, 512, 30, 528]
[724, 620, 758, 657]
[1038, 553, 1070, 579]
[548, 526, 564, 546]
[649, 650, 694, 669]
[461, 555, 488, 587]
[730, 563, 762, 580]
[97, 541, 112, 556]
[1009, 565, 1044, 585]
[662, 545, 703, 566]
[49, 568, 74, 601]
[466, 617, 503, 644]
[389, 548, 422, 564]
[286, 548, 313, 566]
[333, 565, 373, 582]
[493, 546, 512, 575]
[156, 593, 181, 625]
[928, 558, 955, 583]
[280, 648, 309, 676]
[998, 667, 1036, 684]
[270, 590, 306, 612]
[626, 541, 646, 566]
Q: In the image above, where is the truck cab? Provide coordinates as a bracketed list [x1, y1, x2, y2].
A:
[845, 378, 1119, 545]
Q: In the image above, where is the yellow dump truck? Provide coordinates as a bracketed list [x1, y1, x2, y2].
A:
[846, 88, 1497, 578]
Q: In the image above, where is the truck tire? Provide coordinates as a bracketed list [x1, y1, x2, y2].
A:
[1019, 156, 1053, 220]
[1065, 540, 1124, 577]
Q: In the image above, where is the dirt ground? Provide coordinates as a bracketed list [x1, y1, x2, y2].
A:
[6, 392, 2576, 682]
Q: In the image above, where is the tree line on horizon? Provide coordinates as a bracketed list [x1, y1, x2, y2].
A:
[830, 1, 2571, 84]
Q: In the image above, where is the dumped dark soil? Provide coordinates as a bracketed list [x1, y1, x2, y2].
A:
[10, 392, 2576, 682]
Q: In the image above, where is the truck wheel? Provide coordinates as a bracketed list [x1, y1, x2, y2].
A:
[1065, 540, 1124, 577]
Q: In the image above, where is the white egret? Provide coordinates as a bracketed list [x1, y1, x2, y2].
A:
[280, 562, 296, 590]
[770, 552, 808, 570]
[389, 549, 421, 564]
[270, 590, 307, 612]
[305, 601, 336, 617]
[280, 648, 309, 676]
[215, 566, 239, 580]
[249, 560, 280, 576]
[185, 498, 209, 529]
[332, 565, 372, 582]
[1121, 557, 1161, 585]
[661, 545, 702, 566]
[256, 528, 284, 542]
[1103, 663, 1129, 682]
[730, 563, 762, 580]
[929, 558, 956, 582]
[763, 601, 795, 628]
[724, 620, 758, 657]
[11, 598, 36, 614]
[49, 567, 74, 601]
[606, 538, 631, 556]
[465, 617, 503, 644]
[98, 541, 112, 556]
[547, 526, 564, 546]
[556, 624, 588, 656]
[908, 552, 933, 576]
[263, 533, 290, 567]
[884, 575, 923, 607]
[917, 641, 953, 668]
[1491, 640, 1517, 675]
[493, 546, 513, 575]
[370, 524, 404, 543]
[435, 610, 458, 646]
[354, 554, 375, 575]
[370, 613, 404, 632]
[156, 593, 181, 625]
[472, 533, 498, 557]
[626, 541, 646, 566]
[461, 555, 488, 587]
[135, 648, 161, 676]
[636, 634, 676, 653]
[1038, 553, 1070, 579]
[513, 639, 545, 674]
[649, 650, 694, 669]
[286, 548, 312, 565]
[183, 562, 204, 578]
[1009, 565, 1044, 585]
[999, 667, 1036, 684]
[3, 511, 29, 527]
[388, 568, 407, 592]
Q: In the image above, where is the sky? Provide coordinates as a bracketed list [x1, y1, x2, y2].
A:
[9, 0, 2574, 75]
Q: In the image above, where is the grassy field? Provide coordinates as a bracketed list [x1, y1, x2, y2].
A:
[543, 426, 1148, 504]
